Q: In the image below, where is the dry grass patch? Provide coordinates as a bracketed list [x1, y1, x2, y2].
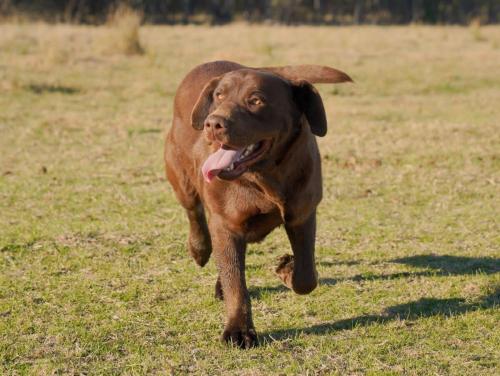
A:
[104, 4, 144, 55]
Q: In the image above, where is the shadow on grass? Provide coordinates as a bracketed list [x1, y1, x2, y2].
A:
[255, 254, 499, 344]
[324, 254, 500, 284]
[26, 83, 81, 95]
[346, 255, 499, 283]
[392, 254, 500, 275]
[249, 284, 288, 299]
[250, 255, 500, 297]
[261, 286, 499, 343]
[317, 260, 360, 267]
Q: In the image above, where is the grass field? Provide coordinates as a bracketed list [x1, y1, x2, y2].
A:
[1, 22, 499, 375]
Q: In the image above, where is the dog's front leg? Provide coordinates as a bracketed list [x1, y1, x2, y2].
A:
[277, 211, 319, 295]
[209, 215, 257, 348]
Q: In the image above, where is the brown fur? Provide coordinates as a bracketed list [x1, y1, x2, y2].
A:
[164, 60, 351, 348]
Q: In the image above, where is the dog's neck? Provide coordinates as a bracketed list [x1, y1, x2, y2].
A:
[274, 120, 304, 166]
[245, 120, 313, 220]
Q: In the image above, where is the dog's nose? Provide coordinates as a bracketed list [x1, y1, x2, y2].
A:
[204, 115, 228, 131]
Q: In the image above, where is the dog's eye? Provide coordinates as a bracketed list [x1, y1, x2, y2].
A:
[248, 97, 264, 106]
[214, 92, 225, 100]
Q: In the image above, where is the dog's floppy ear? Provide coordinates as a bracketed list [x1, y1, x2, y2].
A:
[261, 65, 353, 84]
[191, 76, 221, 130]
[292, 80, 328, 137]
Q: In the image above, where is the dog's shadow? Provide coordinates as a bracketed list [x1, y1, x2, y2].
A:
[251, 254, 499, 294]
[260, 287, 499, 342]
[342, 254, 499, 283]
[251, 254, 499, 343]
[392, 254, 499, 275]
[249, 284, 288, 299]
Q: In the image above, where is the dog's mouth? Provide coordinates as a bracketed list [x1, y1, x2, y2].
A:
[201, 140, 272, 182]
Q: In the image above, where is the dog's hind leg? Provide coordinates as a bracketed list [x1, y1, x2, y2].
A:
[276, 211, 318, 294]
[165, 159, 212, 267]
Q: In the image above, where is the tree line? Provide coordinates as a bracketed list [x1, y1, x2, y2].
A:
[1, 0, 498, 25]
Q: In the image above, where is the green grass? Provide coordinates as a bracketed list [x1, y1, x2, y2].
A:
[1, 23, 499, 375]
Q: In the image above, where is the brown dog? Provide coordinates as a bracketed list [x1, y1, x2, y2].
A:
[164, 60, 351, 348]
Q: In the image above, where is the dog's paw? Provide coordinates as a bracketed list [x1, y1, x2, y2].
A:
[275, 254, 294, 289]
[214, 276, 224, 301]
[188, 236, 211, 267]
[221, 325, 258, 349]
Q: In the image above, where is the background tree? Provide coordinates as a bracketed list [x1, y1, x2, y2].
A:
[0, 0, 498, 25]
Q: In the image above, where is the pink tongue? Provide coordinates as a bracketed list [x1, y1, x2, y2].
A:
[201, 146, 243, 182]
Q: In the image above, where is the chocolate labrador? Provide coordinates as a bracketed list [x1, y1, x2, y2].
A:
[164, 60, 351, 348]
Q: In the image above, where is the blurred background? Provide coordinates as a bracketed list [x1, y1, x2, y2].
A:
[1, 0, 499, 25]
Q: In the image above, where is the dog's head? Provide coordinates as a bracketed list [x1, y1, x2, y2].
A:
[191, 65, 352, 182]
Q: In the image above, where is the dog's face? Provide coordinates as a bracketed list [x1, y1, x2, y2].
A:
[191, 69, 330, 182]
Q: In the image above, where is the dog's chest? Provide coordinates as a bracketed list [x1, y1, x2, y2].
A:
[218, 183, 283, 242]
[243, 209, 283, 243]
